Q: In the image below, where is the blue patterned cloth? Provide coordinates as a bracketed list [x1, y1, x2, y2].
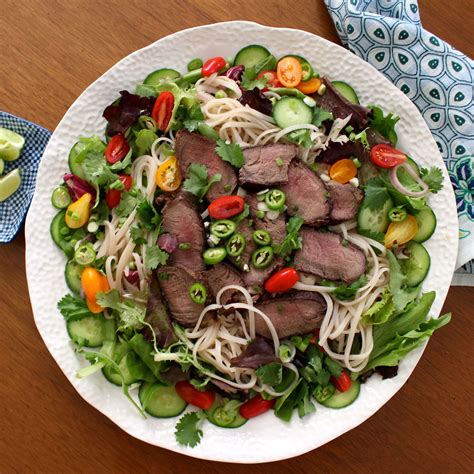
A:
[0, 112, 51, 243]
[325, 0, 474, 281]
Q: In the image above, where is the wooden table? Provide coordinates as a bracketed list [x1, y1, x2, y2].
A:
[1, 1, 472, 472]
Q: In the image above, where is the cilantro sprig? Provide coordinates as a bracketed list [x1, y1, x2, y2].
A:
[215, 139, 245, 168]
[175, 412, 205, 447]
[183, 163, 222, 200]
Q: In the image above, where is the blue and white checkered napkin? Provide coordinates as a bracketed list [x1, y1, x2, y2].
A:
[0, 112, 51, 243]
[324, 0, 474, 285]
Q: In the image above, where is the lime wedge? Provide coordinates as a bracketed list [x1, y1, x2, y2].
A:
[0, 168, 21, 202]
[0, 127, 25, 161]
[0, 158, 4, 175]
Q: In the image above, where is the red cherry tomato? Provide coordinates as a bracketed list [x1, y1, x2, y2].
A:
[264, 267, 299, 293]
[105, 133, 130, 164]
[370, 144, 407, 168]
[175, 381, 215, 410]
[330, 371, 352, 393]
[152, 91, 175, 131]
[257, 70, 281, 89]
[202, 56, 226, 77]
[105, 174, 133, 209]
[208, 195, 245, 219]
[239, 394, 275, 419]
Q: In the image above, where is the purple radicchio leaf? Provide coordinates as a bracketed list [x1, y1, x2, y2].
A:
[103, 90, 155, 136]
[239, 88, 273, 116]
[225, 65, 245, 82]
[124, 270, 140, 286]
[230, 337, 279, 369]
[63, 173, 96, 202]
[157, 233, 178, 253]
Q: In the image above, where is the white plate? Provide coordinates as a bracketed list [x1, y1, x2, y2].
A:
[25, 21, 458, 463]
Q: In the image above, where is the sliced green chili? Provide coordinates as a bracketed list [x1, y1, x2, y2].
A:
[51, 186, 71, 209]
[210, 219, 236, 239]
[265, 189, 286, 211]
[255, 210, 265, 219]
[179, 242, 191, 250]
[251, 246, 274, 269]
[189, 282, 207, 304]
[313, 384, 336, 403]
[252, 229, 272, 246]
[74, 243, 96, 266]
[226, 232, 246, 257]
[388, 206, 408, 223]
[203, 247, 227, 265]
[187, 58, 203, 71]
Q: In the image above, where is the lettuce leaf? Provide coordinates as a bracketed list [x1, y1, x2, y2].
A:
[362, 286, 395, 325]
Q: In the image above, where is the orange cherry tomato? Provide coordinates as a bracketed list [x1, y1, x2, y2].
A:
[277, 57, 302, 88]
[297, 77, 322, 95]
[329, 159, 358, 184]
[265, 268, 299, 293]
[384, 214, 418, 249]
[152, 91, 174, 131]
[81, 267, 110, 313]
[155, 155, 182, 192]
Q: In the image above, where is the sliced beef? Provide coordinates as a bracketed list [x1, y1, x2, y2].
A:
[313, 78, 370, 130]
[228, 219, 256, 271]
[242, 257, 284, 290]
[294, 228, 366, 283]
[162, 191, 205, 275]
[156, 266, 204, 327]
[247, 193, 286, 245]
[239, 143, 297, 187]
[254, 291, 326, 339]
[175, 130, 237, 201]
[201, 263, 243, 305]
[281, 160, 331, 226]
[326, 180, 364, 223]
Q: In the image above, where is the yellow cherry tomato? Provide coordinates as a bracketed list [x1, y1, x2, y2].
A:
[384, 215, 418, 249]
[277, 57, 302, 88]
[156, 155, 182, 192]
[81, 267, 110, 313]
[65, 192, 92, 229]
[297, 77, 321, 95]
[329, 159, 358, 184]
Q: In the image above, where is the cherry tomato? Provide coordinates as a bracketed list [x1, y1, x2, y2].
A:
[202, 56, 226, 77]
[329, 158, 358, 184]
[384, 214, 418, 249]
[331, 371, 352, 393]
[297, 77, 322, 95]
[277, 57, 302, 88]
[81, 267, 110, 314]
[208, 195, 245, 219]
[155, 155, 181, 192]
[105, 174, 133, 209]
[265, 267, 299, 293]
[239, 394, 275, 419]
[105, 133, 130, 164]
[175, 381, 215, 410]
[257, 70, 281, 89]
[152, 91, 174, 131]
[370, 144, 407, 168]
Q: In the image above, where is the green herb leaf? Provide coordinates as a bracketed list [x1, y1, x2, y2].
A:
[275, 216, 304, 258]
[175, 412, 204, 447]
[362, 286, 395, 325]
[286, 129, 313, 148]
[57, 294, 93, 321]
[215, 139, 245, 168]
[130, 224, 147, 245]
[183, 163, 222, 200]
[81, 150, 117, 187]
[115, 190, 140, 218]
[240, 66, 268, 90]
[145, 245, 169, 270]
[330, 275, 368, 301]
[369, 105, 400, 146]
[134, 129, 158, 156]
[96, 289, 145, 330]
[136, 199, 162, 230]
[312, 106, 333, 127]
[420, 166, 444, 194]
[362, 177, 391, 211]
[256, 362, 283, 386]
[324, 356, 342, 377]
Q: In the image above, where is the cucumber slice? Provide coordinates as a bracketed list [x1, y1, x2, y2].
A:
[402, 241, 431, 287]
[139, 382, 187, 418]
[0, 127, 25, 161]
[68, 141, 87, 179]
[234, 44, 271, 69]
[67, 314, 105, 347]
[102, 352, 138, 386]
[357, 195, 394, 237]
[413, 207, 437, 242]
[204, 396, 247, 428]
[281, 55, 314, 81]
[407, 157, 420, 176]
[332, 81, 360, 105]
[273, 96, 313, 129]
[320, 379, 360, 409]
[65, 260, 83, 294]
[143, 68, 181, 86]
[0, 168, 21, 202]
[0, 158, 4, 175]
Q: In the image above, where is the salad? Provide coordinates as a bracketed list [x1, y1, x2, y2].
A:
[51, 44, 451, 447]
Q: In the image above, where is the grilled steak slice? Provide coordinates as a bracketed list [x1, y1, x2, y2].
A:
[239, 143, 297, 187]
[157, 266, 204, 327]
[326, 180, 364, 223]
[281, 160, 331, 226]
[201, 263, 243, 305]
[247, 193, 286, 245]
[175, 130, 237, 201]
[162, 191, 205, 275]
[242, 257, 284, 290]
[254, 291, 326, 339]
[294, 228, 366, 283]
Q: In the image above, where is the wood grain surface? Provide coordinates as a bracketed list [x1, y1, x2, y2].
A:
[0, 1, 472, 472]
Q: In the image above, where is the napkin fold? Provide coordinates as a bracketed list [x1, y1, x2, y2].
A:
[324, 0, 473, 285]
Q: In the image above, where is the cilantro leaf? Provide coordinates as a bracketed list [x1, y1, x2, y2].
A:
[313, 368, 331, 386]
[369, 105, 400, 145]
[256, 362, 283, 386]
[136, 199, 162, 230]
[96, 289, 145, 330]
[312, 106, 333, 127]
[275, 216, 305, 258]
[329, 275, 368, 301]
[134, 129, 158, 156]
[420, 166, 444, 193]
[183, 163, 222, 200]
[175, 412, 204, 447]
[215, 140, 245, 168]
[130, 224, 147, 245]
[306, 345, 323, 373]
[81, 151, 117, 187]
[145, 245, 169, 270]
[115, 190, 140, 218]
[240, 66, 268, 90]
[183, 104, 205, 132]
[324, 356, 342, 377]
[362, 177, 391, 211]
[286, 129, 314, 148]
[57, 294, 93, 321]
